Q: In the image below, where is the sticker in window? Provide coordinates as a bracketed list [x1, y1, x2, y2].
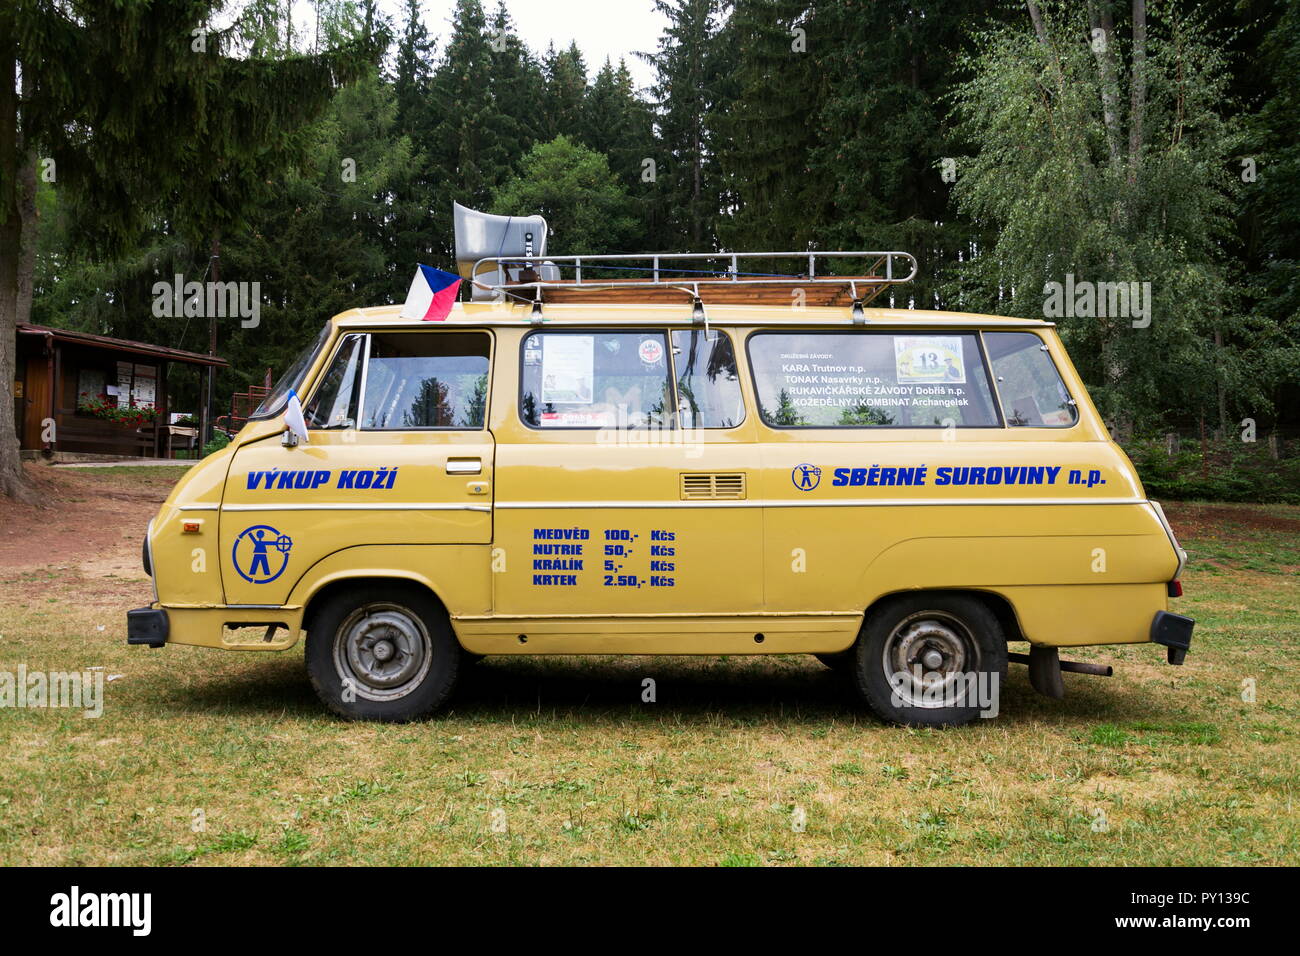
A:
[541, 335, 594, 405]
[894, 335, 966, 384]
[540, 409, 614, 428]
[638, 338, 664, 365]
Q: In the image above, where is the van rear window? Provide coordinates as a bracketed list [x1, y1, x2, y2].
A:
[983, 331, 1077, 427]
[747, 332, 999, 428]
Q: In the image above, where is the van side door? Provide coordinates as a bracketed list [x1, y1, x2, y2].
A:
[219, 329, 496, 606]
[490, 326, 764, 621]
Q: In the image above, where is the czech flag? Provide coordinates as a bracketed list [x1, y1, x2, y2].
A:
[400, 264, 461, 321]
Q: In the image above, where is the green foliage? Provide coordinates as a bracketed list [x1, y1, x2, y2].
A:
[1126, 437, 1300, 504]
[202, 429, 230, 458]
[491, 136, 638, 255]
[947, 3, 1247, 430]
[13, 0, 1300, 503]
[643, 0, 729, 247]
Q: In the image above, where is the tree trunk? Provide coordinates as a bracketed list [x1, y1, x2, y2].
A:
[1026, 2, 1066, 94]
[1026, 0, 1049, 42]
[0, 41, 36, 502]
[1088, 1, 1124, 170]
[1128, 0, 1147, 181]
[1214, 328, 1227, 432]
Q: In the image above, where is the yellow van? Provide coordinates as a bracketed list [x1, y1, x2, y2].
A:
[126, 240, 1192, 726]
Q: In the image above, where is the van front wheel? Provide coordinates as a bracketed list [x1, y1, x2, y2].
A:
[305, 586, 460, 721]
[851, 594, 1006, 727]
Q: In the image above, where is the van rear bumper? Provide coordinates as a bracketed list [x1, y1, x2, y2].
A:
[127, 607, 169, 647]
[1150, 610, 1194, 664]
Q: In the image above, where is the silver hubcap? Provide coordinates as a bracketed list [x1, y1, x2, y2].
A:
[883, 611, 979, 709]
[333, 603, 433, 702]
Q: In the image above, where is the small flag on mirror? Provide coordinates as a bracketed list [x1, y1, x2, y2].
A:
[283, 388, 310, 444]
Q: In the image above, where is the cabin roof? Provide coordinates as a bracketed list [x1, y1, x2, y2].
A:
[17, 323, 231, 367]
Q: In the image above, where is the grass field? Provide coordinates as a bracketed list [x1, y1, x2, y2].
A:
[0, 465, 1296, 865]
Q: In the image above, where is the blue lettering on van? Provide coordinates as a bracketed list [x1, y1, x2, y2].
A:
[245, 467, 399, 491]
[830, 465, 930, 487]
[532, 559, 584, 571]
[819, 464, 1076, 487]
[532, 528, 591, 540]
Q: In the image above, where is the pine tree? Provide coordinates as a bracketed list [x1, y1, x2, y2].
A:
[0, 0, 382, 499]
[486, 3, 547, 162]
[426, 0, 524, 259]
[584, 59, 656, 192]
[643, 0, 728, 249]
[391, 0, 437, 278]
[712, 0, 815, 252]
[541, 42, 590, 142]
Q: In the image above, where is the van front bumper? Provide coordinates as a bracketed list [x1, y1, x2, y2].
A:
[1151, 610, 1194, 664]
[125, 604, 303, 650]
[127, 607, 169, 647]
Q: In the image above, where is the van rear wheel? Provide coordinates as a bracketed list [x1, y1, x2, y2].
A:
[305, 586, 460, 721]
[850, 594, 1006, 727]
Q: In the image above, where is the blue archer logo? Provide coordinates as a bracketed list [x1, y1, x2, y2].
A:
[792, 463, 822, 491]
[232, 525, 293, 583]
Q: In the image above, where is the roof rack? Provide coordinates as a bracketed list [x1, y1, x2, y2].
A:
[468, 250, 918, 313]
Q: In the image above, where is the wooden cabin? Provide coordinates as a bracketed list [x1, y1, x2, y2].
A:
[14, 323, 229, 458]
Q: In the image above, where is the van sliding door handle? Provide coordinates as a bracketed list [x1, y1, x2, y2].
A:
[446, 458, 482, 475]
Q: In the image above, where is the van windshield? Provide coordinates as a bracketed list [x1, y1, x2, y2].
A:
[250, 323, 332, 420]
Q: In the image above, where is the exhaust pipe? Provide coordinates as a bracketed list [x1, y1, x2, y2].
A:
[1009, 648, 1113, 699]
[1009, 652, 1114, 677]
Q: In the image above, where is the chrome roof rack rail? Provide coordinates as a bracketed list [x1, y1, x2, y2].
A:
[468, 250, 917, 309]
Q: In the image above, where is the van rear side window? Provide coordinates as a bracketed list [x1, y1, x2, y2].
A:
[672, 329, 744, 428]
[520, 330, 674, 429]
[983, 332, 1077, 427]
[747, 331, 999, 428]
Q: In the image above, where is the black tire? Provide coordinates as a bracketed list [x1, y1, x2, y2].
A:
[305, 585, 460, 721]
[849, 593, 1007, 727]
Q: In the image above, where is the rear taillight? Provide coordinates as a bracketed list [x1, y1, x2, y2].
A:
[1167, 580, 1183, 598]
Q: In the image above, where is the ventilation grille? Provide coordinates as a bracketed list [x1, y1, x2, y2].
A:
[680, 473, 747, 500]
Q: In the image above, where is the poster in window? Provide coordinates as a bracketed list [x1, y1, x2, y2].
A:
[540, 335, 594, 405]
[132, 364, 157, 408]
[893, 336, 966, 385]
[77, 368, 106, 406]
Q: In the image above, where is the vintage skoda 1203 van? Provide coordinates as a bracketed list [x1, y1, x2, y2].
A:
[126, 206, 1193, 726]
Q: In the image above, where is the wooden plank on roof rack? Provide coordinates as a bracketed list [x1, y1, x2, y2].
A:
[504, 277, 888, 307]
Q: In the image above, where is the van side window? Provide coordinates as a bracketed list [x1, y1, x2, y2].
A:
[984, 332, 1077, 427]
[304, 334, 364, 429]
[361, 332, 490, 430]
[520, 330, 674, 429]
[672, 330, 745, 428]
[747, 331, 999, 428]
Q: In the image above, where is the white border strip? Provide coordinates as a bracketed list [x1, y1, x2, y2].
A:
[220, 502, 491, 513]
[495, 497, 1146, 509]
